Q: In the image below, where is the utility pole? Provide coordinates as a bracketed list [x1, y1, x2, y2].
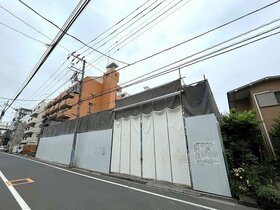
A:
[68, 53, 86, 168]
[0, 100, 9, 122]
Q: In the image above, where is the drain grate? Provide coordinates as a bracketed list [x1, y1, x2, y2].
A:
[6, 178, 34, 186]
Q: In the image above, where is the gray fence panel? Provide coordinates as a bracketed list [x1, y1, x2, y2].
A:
[36, 134, 73, 165]
[75, 130, 112, 173]
[185, 114, 231, 197]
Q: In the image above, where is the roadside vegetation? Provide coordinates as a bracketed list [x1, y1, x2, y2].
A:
[221, 109, 280, 210]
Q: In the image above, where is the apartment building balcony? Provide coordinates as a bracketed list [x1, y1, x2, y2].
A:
[60, 99, 73, 110]
[61, 91, 75, 100]
[24, 128, 33, 135]
[56, 109, 71, 120]
[53, 103, 60, 112]
[21, 136, 35, 144]
[27, 118, 37, 127]
[49, 106, 55, 114]
[30, 112, 39, 118]
[44, 109, 51, 116]
[47, 101, 53, 108]
[24, 127, 41, 135]
[49, 112, 58, 120]
[21, 139, 28, 144]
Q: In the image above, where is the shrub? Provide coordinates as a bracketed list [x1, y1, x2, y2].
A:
[270, 115, 280, 139]
[221, 109, 263, 168]
[256, 185, 280, 210]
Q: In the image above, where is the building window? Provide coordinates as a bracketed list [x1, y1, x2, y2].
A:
[256, 91, 280, 108]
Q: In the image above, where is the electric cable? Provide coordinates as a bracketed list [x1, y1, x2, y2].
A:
[78, 24, 280, 104]
[0, 20, 47, 45]
[4, 0, 92, 115]
[76, 0, 152, 53]
[78, 0, 161, 55]
[86, 0, 280, 73]
[83, 0, 184, 65]
[0, 4, 71, 52]
[86, 0, 190, 67]
[18, 0, 129, 65]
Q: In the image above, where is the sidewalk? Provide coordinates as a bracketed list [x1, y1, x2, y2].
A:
[19, 154, 259, 209]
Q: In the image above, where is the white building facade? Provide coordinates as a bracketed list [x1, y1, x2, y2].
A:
[22, 101, 47, 145]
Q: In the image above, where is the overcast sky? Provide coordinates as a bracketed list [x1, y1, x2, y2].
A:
[0, 0, 279, 122]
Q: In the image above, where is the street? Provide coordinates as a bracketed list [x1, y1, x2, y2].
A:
[0, 152, 256, 210]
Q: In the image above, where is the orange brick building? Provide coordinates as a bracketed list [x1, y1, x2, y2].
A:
[45, 63, 120, 121]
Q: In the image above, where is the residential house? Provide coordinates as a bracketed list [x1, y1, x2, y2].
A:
[227, 75, 280, 157]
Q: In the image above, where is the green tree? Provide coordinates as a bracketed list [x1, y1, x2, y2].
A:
[270, 114, 280, 139]
[221, 109, 263, 168]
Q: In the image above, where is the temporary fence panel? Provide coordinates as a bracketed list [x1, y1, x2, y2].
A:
[120, 117, 131, 174]
[111, 120, 122, 173]
[130, 115, 141, 177]
[75, 129, 112, 173]
[167, 107, 191, 186]
[153, 110, 172, 183]
[185, 114, 232, 197]
[142, 113, 156, 179]
[111, 105, 191, 186]
[36, 134, 73, 165]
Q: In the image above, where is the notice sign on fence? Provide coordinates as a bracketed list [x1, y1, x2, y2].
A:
[193, 141, 219, 165]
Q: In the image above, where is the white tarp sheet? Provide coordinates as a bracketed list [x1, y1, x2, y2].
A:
[130, 115, 141, 177]
[111, 120, 121, 173]
[167, 107, 191, 185]
[120, 117, 130, 174]
[36, 134, 73, 165]
[142, 113, 156, 179]
[75, 130, 112, 173]
[111, 106, 191, 186]
[185, 114, 232, 197]
[153, 110, 172, 182]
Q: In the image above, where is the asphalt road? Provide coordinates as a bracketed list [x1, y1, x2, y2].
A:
[0, 152, 257, 210]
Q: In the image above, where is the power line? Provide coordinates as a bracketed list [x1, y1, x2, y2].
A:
[99, 0, 280, 73]
[83, 0, 182, 64]
[18, 0, 129, 65]
[29, 2, 186, 98]
[113, 0, 192, 53]
[78, 24, 280, 104]
[0, 20, 47, 45]
[76, 0, 153, 53]
[79, 0, 165, 56]
[0, 4, 71, 52]
[27, 60, 70, 99]
[4, 0, 92, 115]
[78, 0, 280, 87]
[7, 1, 279, 115]
[0, 96, 51, 102]
[120, 24, 280, 88]
[86, 0, 190, 68]
[33, 27, 280, 118]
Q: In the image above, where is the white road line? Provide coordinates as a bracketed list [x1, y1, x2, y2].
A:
[0, 170, 31, 210]
[4, 153, 217, 210]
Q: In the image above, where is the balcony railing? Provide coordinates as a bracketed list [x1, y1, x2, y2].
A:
[56, 109, 71, 120]
[60, 99, 73, 110]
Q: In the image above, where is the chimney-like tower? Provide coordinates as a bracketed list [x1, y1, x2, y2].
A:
[106, 62, 118, 72]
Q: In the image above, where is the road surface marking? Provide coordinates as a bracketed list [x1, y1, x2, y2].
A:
[6, 153, 217, 210]
[0, 170, 31, 210]
[7, 178, 34, 186]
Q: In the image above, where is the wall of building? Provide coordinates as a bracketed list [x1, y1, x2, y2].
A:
[235, 98, 251, 112]
[45, 68, 119, 121]
[249, 80, 280, 131]
[22, 102, 47, 146]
